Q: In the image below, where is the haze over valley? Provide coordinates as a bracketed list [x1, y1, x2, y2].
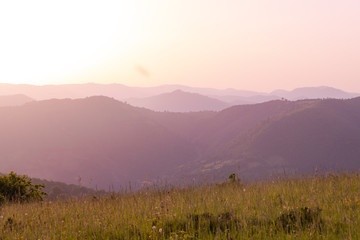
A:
[1, 85, 360, 189]
[2, 1, 360, 238]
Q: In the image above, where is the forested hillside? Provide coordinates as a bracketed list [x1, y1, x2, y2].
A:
[1, 96, 359, 189]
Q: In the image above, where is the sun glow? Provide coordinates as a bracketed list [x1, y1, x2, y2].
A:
[0, 1, 145, 85]
[1, 1, 360, 91]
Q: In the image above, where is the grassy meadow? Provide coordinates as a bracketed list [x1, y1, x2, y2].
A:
[0, 173, 359, 239]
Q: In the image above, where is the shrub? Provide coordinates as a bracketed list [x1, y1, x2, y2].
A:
[228, 173, 236, 182]
[0, 171, 46, 204]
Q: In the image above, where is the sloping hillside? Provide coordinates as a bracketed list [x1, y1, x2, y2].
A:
[198, 98, 360, 180]
[0, 97, 203, 189]
[1, 96, 360, 188]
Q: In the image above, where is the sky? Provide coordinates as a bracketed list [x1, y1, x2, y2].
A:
[0, 0, 360, 92]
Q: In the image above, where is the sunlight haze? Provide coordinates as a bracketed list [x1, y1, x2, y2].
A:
[1, 0, 359, 92]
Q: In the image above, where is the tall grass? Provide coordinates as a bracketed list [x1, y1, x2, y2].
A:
[0, 173, 359, 239]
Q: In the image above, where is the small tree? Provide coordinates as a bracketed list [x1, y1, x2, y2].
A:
[0, 172, 46, 204]
[228, 173, 236, 183]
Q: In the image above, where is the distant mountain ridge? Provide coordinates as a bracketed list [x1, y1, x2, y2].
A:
[126, 90, 229, 112]
[0, 83, 265, 101]
[271, 86, 359, 100]
[0, 83, 358, 104]
[1, 96, 360, 189]
[0, 94, 34, 107]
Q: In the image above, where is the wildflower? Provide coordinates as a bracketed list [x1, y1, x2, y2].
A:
[243, 188, 246, 192]
[152, 226, 156, 230]
[0, 216, 3, 219]
[25, 213, 28, 216]
[159, 228, 163, 233]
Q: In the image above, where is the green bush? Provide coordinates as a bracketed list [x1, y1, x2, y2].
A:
[0, 171, 46, 204]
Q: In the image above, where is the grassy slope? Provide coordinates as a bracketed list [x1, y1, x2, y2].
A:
[0, 173, 359, 239]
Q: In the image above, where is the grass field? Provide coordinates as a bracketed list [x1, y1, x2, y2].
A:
[1, 173, 359, 239]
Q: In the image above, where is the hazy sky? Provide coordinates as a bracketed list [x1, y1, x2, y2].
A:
[1, 0, 360, 92]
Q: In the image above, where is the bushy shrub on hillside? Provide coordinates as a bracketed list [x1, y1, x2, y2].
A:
[0, 171, 46, 204]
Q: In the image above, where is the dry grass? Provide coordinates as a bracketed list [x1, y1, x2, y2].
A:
[0, 173, 359, 239]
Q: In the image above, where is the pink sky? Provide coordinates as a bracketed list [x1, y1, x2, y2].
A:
[0, 0, 359, 92]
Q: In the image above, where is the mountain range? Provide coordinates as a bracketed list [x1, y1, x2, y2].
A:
[0, 83, 262, 101]
[1, 96, 359, 189]
[126, 90, 230, 112]
[1, 83, 359, 112]
[271, 86, 359, 100]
